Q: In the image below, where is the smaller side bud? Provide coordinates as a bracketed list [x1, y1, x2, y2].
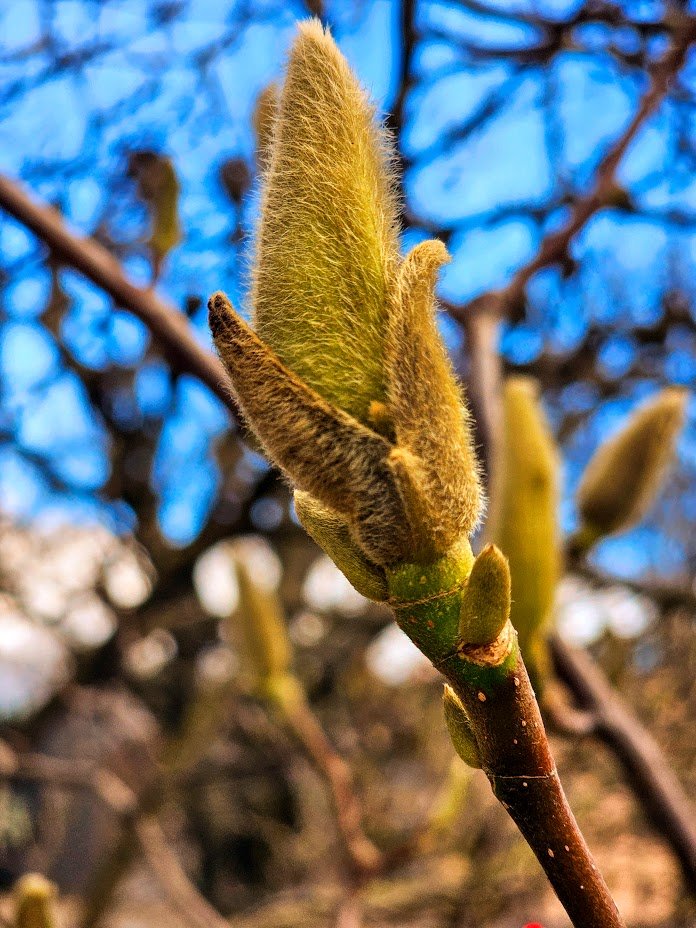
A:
[14, 874, 57, 928]
[443, 685, 482, 769]
[576, 388, 688, 545]
[385, 239, 483, 552]
[459, 544, 511, 645]
[233, 560, 291, 685]
[294, 491, 388, 601]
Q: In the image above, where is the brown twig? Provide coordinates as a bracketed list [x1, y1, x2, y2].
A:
[549, 633, 696, 895]
[0, 174, 238, 421]
[439, 636, 625, 927]
[277, 691, 384, 877]
[134, 815, 233, 928]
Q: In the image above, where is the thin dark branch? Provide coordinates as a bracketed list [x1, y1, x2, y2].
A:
[550, 634, 696, 895]
[0, 740, 230, 928]
[445, 16, 696, 327]
[0, 174, 238, 420]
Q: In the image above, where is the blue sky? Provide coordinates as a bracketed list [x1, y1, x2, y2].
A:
[0, 0, 694, 581]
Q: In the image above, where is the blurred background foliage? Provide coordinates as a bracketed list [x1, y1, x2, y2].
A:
[0, 1, 695, 926]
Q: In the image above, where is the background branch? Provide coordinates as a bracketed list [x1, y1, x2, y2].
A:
[550, 633, 696, 894]
[0, 174, 238, 421]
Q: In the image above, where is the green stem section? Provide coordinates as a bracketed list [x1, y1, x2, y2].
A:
[387, 545, 625, 928]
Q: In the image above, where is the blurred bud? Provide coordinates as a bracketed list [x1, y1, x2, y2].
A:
[233, 558, 291, 684]
[219, 156, 252, 205]
[486, 377, 560, 676]
[459, 544, 511, 645]
[576, 388, 687, 545]
[294, 491, 387, 601]
[14, 874, 57, 928]
[127, 150, 181, 279]
[443, 685, 482, 769]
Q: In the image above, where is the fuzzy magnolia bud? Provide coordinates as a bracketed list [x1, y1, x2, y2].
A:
[209, 22, 483, 570]
[385, 240, 483, 549]
[459, 544, 511, 645]
[234, 559, 291, 684]
[252, 82, 280, 172]
[252, 19, 400, 426]
[294, 491, 388, 601]
[14, 874, 57, 928]
[576, 388, 687, 543]
[443, 685, 482, 769]
[486, 377, 560, 663]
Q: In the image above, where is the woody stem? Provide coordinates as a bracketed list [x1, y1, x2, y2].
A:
[443, 636, 624, 928]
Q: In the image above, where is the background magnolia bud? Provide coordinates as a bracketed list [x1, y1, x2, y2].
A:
[576, 387, 687, 543]
[127, 150, 181, 279]
[233, 559, 291, 685]
[486, 377, 560, 676]
[14, 874, 57, 928]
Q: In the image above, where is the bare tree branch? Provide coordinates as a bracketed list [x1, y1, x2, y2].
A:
[445, 16, 696, 328]
[0, 174, 238, 421]
[0, 740, 231, 928]
[550, 634, 696, 894]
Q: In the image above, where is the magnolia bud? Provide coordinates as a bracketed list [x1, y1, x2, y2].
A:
[252, 20, 400, 426]
[486, 377, 559, 669]
[459, 544, 511, 645]
[576, 388, 687, 543]
[234, 559, 291, 684]
[14, 874, 57, 928]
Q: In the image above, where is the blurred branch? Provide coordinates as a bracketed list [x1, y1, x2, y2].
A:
[445, 15, 696, 329]
[0, 739, 230, 928]
[572, 562, 696, 613]
[0, 174, 238, 420]
[386, 0, 416, 148]
[549, 633, 696, 894]
[133, 815, 232, 928]
[454, 0, 671, 35]
[277, 689, 384, 878]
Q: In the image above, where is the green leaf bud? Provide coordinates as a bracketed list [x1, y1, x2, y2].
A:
[459, 543, 511, 645]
